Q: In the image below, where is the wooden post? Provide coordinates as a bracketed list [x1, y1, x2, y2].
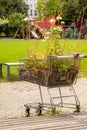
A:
[0, 64, 2, 77]
[14, 28, 19, 39]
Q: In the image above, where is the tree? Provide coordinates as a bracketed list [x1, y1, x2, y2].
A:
[37, 0, 60, 19]
[77, 0, 87, 18]
[37, 0, 87, 21]
[0, 0, 29, 18]
[9, 13, 26, 29]
[60, 0, 87, 21]
[59, 0, 79, 21]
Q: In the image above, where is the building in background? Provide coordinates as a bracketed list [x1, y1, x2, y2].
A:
[24, 0, 38, 18]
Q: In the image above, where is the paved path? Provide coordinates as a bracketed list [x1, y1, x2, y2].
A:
[0, 78, 87, 118]
[0, 112, 87, 130]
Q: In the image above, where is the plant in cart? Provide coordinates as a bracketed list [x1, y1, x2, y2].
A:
[18, 19, 87, 116]
[19, 25, 81, 86]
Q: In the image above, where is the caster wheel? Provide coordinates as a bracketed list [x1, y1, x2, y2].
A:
[74, 109, 80, 113]
[74, 105, 80, 113]
[36, 106, 42, 116]
[25, 107, 30, 117]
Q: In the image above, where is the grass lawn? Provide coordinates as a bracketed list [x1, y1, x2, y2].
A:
[0, 39, 87, 82]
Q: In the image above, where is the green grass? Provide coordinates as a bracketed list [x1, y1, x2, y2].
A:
[0, 39, 46, 62]
[0, 39, 47, 81]
[0, 39, 87, 82]
[61, 39, 87, 77]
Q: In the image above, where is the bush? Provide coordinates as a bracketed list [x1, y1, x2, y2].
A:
[9, 13, 26, 29]
[0, 20, 16, 37]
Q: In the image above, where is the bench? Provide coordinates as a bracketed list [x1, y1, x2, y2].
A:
[0, 62, 24, 80]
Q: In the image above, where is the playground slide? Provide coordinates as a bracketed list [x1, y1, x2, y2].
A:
[30, 31, 39, 39]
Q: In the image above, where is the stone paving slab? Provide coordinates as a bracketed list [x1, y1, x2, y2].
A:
[0, 78, 87, 118]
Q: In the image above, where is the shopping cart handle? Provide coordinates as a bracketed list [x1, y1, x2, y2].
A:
[51, 54, 87, 59]
[79, 54, 87, 58]
[51, 55, 74, 59]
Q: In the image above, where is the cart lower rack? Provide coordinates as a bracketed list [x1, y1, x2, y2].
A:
[19, 54, 87, 116]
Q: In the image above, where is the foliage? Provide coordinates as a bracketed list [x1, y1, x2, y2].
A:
[0, 19, 14, 37]
[37, 0, 60, 19]
[37, 0, 87, 21]
[21, 28, 81, 87]
[0, 19, 8, 25]
[0, 40, 87, 82]
[25, 38, 79, 73]
[8, 13, 26, 29]
[60, 0, 78, 21]
[0, 13, 27, 36]
[0, 23, 10, 37]
[60, 0, 87, 21]
[0, 0, 29, 18]
[0, 0, 29, 36]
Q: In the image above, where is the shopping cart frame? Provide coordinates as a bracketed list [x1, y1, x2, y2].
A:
[21, 54, 87, 116]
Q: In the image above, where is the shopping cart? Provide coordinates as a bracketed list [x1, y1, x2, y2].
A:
[19, 54, 87, 116]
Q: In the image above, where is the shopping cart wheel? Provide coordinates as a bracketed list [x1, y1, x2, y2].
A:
[25, 107, 30, 117]
[74, 105, 80, 113]
[36, 105, 42, 116]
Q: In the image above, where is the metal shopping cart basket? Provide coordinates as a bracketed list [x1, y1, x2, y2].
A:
[19, 54, 87, 116]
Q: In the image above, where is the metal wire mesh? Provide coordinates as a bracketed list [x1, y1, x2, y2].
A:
[19, 57, 80, 87]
